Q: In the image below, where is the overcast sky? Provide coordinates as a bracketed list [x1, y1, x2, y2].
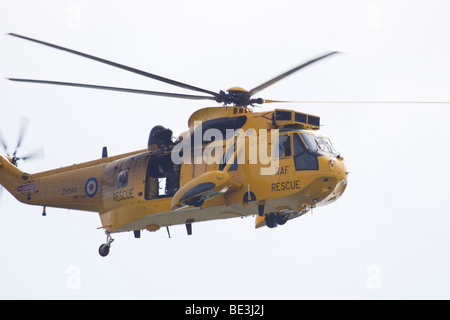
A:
[1, 0, 450, 299]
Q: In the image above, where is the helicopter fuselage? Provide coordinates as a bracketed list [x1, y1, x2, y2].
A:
[2, 34, 350, 256]
[0, 106, 348, 234]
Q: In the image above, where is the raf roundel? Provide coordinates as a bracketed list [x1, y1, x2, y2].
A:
[85, 177, 98, 198]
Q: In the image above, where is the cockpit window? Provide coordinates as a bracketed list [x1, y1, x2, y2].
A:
[316, 137, 329, 152]
[324, 137, 339, 155]
[278, 134, 292, 158]
[300, 132, 340, 156]
[293, 133, 318, 171]
[300, 133, 318, 151]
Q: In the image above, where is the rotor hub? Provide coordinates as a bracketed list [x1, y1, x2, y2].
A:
[227, 86, 248, 93]
[215, 87, 263, 107]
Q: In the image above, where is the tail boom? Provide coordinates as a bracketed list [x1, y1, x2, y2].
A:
[0, 155, 34, 204]
[0, 154, 103, 212]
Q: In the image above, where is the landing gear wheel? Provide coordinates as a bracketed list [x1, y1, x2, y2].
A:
[98, 244, 110, 257]
[98, 232, 114, 257]
[276, 215, 289, 226]
[186, 197, 204, 207]
[265, 213, 278, 229]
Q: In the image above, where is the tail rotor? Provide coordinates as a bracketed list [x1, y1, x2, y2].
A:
[0, 116, 45, 167]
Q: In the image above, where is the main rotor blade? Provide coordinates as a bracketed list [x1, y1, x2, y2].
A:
[8, 33, 219, 97]
[249, 51, 339, 97]
[281, 100, 450, 104]
[262, 99, 450, 106]
[262, 99, 298, 104]
[8, 78, 218, 101]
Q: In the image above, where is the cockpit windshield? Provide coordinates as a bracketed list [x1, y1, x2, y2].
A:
[300, 132, 340, 156]
[316, 136, 328, 152]
[300, 133, 317, 151]
[324, 137, 339, 155]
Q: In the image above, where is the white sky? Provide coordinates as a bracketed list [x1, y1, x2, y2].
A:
[1, 0, 450, 299]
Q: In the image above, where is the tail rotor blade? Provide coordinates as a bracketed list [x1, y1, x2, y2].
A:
[0, 117, 45, 167]
[0, 130, 9, 155]
[19, 146, 45, 162]
[15, 116, 30, 153]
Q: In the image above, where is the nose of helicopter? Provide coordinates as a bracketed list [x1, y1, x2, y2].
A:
[319, 155, 348, 205]
[299, 155, 348, 207]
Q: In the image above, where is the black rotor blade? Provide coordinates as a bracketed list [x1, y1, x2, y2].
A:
[266, 100, 450, 104]
[15, 116, 30, 155]
[249, 51, 339, 97]
[19, 146, 45, 162]
[8, 33, 219, 97]
[8, 78, 218, 101]
[0, 130, 9, 155]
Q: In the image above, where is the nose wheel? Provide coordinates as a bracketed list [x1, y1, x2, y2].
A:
[98, 232, 114, 257]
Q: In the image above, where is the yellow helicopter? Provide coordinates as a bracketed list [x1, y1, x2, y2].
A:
[1, 33, 348, 257]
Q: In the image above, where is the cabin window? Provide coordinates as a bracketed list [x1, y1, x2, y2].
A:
[158, 177, 167, 196]
[219, 143, 238, 171]
[118, 169, 129, 188]
[145, 155, 180, 200]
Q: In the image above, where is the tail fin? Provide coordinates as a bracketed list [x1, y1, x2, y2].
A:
[0, 155, 34, 204]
